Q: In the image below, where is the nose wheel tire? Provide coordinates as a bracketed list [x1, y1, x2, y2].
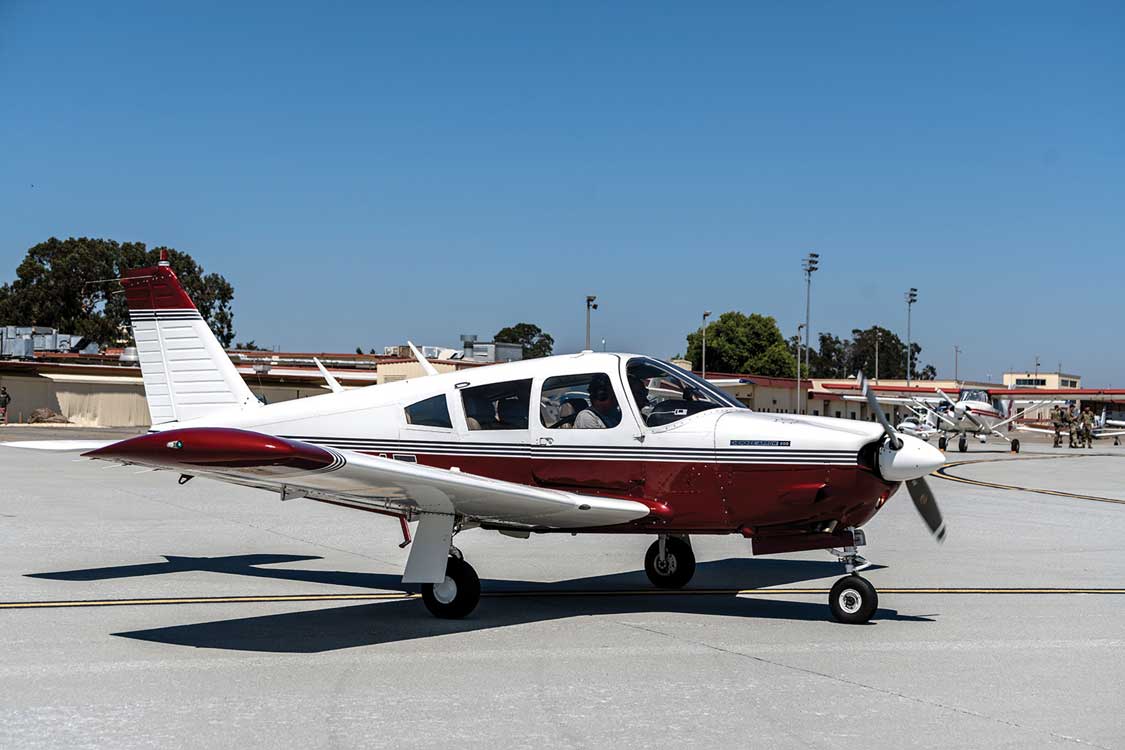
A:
[1011, 438, 1020, 453]
[829, 575, 878, 624]
[644, 536, 695, 589]
[958, 437, 968, 452]
[938, 436, 947, 451]
[421, 556, 481, 619]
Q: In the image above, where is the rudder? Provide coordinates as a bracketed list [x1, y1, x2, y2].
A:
[122, 255, 258, 425]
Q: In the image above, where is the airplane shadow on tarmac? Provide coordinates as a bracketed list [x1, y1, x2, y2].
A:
[29, 554, 933, 652]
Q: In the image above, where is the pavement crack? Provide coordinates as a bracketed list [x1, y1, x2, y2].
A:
[609, 619, 1111, 750]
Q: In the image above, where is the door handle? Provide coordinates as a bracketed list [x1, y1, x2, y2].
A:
[538, 437, 554, 446]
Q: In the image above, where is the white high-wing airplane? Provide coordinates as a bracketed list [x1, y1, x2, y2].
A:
[849, 387, 1055, 453]
[6, 254, 948, 624]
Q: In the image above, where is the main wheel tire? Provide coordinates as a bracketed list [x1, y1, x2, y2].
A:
[958, 437, 968, 452]
[644, 536, 696, 589]
[1011, 438, 1021, 454]
[421, 556, 481, 619]
[938, 436, 947, 451]
[829, 575, 878, 624]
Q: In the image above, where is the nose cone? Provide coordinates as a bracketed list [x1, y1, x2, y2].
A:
[878, 434, 946, 482]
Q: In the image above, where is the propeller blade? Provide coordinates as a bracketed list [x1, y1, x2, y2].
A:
[859, 371, 902, 450]
[905, 476, 946, 543]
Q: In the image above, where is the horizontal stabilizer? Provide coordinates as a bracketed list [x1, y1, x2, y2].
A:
[2, 440, 117, 452]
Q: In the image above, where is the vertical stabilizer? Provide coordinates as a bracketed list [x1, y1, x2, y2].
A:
[121, 256, 257, 425]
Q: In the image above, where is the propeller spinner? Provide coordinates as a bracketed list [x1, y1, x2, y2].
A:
[859, 371, 947, 542]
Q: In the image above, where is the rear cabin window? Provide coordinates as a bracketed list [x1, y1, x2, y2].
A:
[405, 394, 452, 428]
[460, 379, 532, 430]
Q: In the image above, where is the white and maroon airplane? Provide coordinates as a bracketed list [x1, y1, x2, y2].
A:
[9, 255, 947, 624]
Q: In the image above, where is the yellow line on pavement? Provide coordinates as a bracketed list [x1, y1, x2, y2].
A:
[2, 587, 1123, 610]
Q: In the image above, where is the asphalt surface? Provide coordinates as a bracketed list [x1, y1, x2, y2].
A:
[1, 428, 1122, 749]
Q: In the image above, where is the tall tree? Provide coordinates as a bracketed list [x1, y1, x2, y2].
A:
[686, 311, 796, 376]
[0, 238, 236, 347]
[494, 322, 554, 359]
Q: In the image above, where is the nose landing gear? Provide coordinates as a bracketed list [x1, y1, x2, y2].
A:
[828, 528, 878, 624]
[644, 534, 695, 588]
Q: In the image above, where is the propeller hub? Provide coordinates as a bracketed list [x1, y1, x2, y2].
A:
[877, 433, 945, 482]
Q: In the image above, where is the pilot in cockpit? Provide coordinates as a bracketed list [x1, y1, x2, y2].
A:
[575, 373, 622, 429]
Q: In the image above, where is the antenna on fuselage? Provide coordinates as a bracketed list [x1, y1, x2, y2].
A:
[313, 357, 344, 393]
[408, 341, 439, 377]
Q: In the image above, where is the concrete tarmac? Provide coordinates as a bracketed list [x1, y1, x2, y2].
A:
[0, 429, 1122, 749]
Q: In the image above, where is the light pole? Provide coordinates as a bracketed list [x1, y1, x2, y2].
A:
[796, 323, 806, 414]
[585, 295, 598, 350]
[1034, 355, 1040, 381]
[954, 345, 962, 383]
[905, 287, 918, 387]
[874, 328, 880, 383]
[801, 252, 819, 413]
[701, 310, 712, 379]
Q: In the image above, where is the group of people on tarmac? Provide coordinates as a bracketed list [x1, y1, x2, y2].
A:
[1050, 404, 1095, 448]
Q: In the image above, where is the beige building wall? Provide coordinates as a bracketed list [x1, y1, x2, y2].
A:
[1003, 372, 1081, 389]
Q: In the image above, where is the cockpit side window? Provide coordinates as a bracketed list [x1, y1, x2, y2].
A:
[460, 379, 533, 430]
[625, 357, 741, 427]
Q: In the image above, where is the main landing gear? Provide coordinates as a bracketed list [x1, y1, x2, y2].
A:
[938, 436, 947, 451]
[420, 546, 481, 619]
[958, 436, 968, 453]
[828, 529, 878, 624]
[644, 534, 696, 588]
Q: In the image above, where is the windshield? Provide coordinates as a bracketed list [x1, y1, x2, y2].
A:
[960, 388, 989, 403]
[626, 357, 745, 427]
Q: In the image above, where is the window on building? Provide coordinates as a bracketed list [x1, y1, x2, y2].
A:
[461, 379, 532, 430]
[835, 411, 841, 419]
[850, 411, 857, 419]
[404, 394, 452, 428]
[1014, 378, 1047, 387]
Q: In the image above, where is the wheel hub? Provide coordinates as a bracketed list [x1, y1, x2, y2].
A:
[433, 575, 458, 604]
[838, 588, 862, 614]
[655, 553, 677, 576]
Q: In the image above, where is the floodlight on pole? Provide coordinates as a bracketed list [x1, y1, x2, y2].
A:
[585, 295, 598, 350]
[701, 310, 712, 379]
[801, 252, 819, 414]
[905, 287, 918, 387]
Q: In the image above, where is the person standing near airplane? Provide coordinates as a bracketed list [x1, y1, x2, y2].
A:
[1050, 404, 1063, 448]
[0, 386, 9, 425]
[1082, 407, 1095, 449]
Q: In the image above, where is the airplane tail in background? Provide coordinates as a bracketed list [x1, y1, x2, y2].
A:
[122, 253, 258, 425]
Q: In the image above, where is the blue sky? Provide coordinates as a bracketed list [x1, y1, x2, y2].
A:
[2, 2, 1122, 383]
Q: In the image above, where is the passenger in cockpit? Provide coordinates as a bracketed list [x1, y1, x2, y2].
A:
[575, 373, 621, 429]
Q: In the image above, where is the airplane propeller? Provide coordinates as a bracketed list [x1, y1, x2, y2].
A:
[859, 371, 946, 543]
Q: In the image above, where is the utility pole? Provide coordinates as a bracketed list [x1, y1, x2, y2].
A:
[801, 252, 819, 413]
[701, 310, 712, 379]
[905, 288, 918, 387]
[954, 345, 962, 383]
[585, 295, 598, 350]
[796, 323, 806, 414]
[1034, 355, 1040, 381]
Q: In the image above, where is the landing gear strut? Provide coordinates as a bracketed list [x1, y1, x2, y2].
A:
[829, 528, 878, 624]
[644, 534, 695, 588]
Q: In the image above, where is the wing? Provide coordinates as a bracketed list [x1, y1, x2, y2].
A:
[82, 427, 653, 529]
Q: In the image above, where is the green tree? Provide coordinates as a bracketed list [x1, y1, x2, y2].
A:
[0, 237, 236, 347]
[746, 341, 797, 377]
[494, 323, 554, 359]
[686, 311, 795, 375]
